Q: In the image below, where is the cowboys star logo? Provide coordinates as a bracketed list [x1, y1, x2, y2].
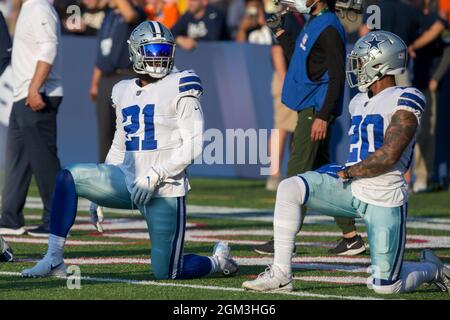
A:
[364, 35, 386, 51]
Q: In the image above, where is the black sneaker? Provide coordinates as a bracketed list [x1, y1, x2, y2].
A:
[253, 239, 296, 255]
[27, 225, 50, 238]
[328, 235, 366, 256]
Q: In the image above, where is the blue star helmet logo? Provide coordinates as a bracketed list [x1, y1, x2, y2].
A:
[364, 35, 386, 51]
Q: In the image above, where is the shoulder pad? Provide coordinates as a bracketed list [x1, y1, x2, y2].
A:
[177, 70, 203, 99]
[397, 87, 426, 115]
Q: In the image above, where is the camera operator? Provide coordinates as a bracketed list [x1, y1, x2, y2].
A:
[264, 0, 367, 256]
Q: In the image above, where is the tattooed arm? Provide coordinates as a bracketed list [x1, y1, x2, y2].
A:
[338, 110, 418, 179]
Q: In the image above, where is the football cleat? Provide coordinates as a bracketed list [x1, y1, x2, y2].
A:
[420, 249, 450, 293]
[0, 237, 14, 262]
[21, 254, 67, 278]
[212, 241, 239, 276]
[242, 264, 293, 292]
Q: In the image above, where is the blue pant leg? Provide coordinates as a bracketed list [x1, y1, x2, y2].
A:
[67, 163, 133, 209]
[49, 164, 132, 237]
[364, 203, 407, 286]
[139, 196, 212, 280]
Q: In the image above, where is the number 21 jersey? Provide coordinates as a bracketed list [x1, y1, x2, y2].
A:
[107, 69, 204, 198]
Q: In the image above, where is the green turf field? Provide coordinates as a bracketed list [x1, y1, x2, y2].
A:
[0, 178, 449, 300]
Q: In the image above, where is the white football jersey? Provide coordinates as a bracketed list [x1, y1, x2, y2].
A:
[105, 68, 204, 198]
[346, 86, 425, 207]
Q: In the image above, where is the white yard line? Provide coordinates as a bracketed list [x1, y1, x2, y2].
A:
[3, 236, 137, 246]
[294, 276, 368, 285]
[0, 271, 384, 300]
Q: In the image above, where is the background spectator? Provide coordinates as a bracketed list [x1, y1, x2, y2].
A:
[254, 0, 367, 257]
[360, 0, 446, 87]
[89, 0, 146, 162]
[235, 0, 271, 44]
[0, 0, 63, 237]
[265, 9, 304, 192]
[439, 0, 450, 25]
[227, 0, 245, 39]
[410, 0, 448, 192]
[144, 0, 180, 29]
[171, 0, 229, 51]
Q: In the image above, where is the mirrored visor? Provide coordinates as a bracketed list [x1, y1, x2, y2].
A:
[141, 43, 173, 58]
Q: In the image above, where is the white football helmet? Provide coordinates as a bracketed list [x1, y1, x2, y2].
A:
[128, 21, 176, 78]
[347, 30, 408, 92]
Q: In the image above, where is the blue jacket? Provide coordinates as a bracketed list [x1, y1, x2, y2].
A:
[281, 12, 345, 114]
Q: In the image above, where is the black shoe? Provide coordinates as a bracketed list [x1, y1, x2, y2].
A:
[27, 225, 50, 238]
[328, 235, 366, 256]
[253, 239, 296, 255]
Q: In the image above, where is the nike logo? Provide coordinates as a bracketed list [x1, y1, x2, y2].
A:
[50, 262, 63, 270]
[346, 241, 359, 249]
[279, 281, 291, 288]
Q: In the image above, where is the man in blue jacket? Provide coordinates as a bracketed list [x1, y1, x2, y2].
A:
[254, 0, 366, 256]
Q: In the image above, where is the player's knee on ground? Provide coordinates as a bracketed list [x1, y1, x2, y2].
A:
[371, 280, 402, 294]
[152, 264, 172, 280]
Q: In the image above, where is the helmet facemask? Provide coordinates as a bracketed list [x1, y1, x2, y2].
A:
[346, 52, 384, 93]
[128, 21, 177, 79]
[129, 41, 176, 78]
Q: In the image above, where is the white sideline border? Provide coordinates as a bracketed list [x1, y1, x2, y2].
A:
[0, 271, 386, 301]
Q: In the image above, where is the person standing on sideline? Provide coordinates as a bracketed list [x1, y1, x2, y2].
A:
[257, 0, 367, 256]
[0, 0, 63, 237]
[264, 9, 304, 192]
[0, 11, 15, 260]
[89, 0, 145, 162]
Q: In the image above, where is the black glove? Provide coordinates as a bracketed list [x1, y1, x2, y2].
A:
[266, 13, 284, 35]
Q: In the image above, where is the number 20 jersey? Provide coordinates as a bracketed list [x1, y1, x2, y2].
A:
[345, 86, 426, 207]
[108, 69, 204, 198]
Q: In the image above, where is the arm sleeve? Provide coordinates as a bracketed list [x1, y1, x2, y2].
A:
[31, 6, 59, 65]
[0, 12, 11, 77]
[316, 27, 346, 121]
[151, 96, 204, 180]
[277, 31, 296, 65]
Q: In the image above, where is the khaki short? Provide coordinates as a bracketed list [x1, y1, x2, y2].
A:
[272, 73, 298, 133]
